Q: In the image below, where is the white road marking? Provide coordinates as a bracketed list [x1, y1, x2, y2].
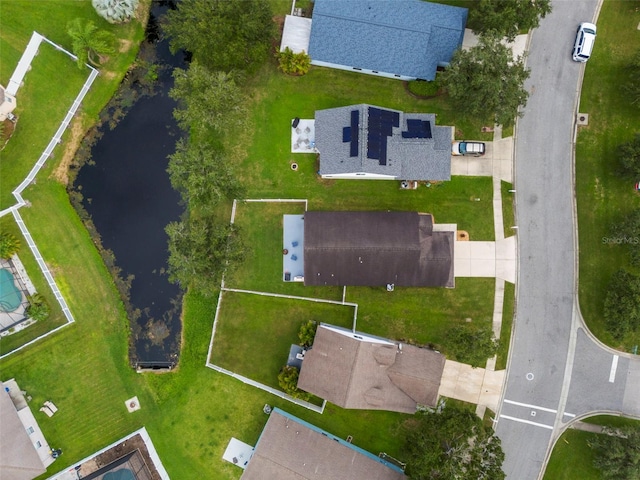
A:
[499, 414, 554, 430]
[609, 355, 619, 383]
[503, 399, 558, 414]
[563, 412, 576, 418]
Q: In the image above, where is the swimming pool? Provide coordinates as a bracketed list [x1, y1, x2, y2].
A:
[103, 468, 135, 480]
[0, 268, 22, 312]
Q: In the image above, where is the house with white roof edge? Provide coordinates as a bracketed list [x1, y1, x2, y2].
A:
[0, 379, 54, 480]
[314, 104, 453, 181]
[302, 0, 467, 81]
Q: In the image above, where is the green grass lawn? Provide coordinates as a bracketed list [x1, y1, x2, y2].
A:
[543, 430, 602, 480]
[496, 280, 515, 370]
[348, 278, 495, 361]
[210, 291, 355, 390]
[502, 180, 516, 238]
[0, 0, 146, 210]
[576, 0, 640, 350]
[543, 415, 640, 480]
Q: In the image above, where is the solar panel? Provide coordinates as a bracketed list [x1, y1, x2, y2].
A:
[367, 107, 396, 165]
[402, 119, 432, 139]
[343, 126, 351, 143]
[350, 110, 360, 157]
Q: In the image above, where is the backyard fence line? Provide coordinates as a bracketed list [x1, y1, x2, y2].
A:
[206, 362, 326, 414]
[221, 287, 358, 308]
[12, 209, 75, 322]
[206, 286, 226, 364]
[12, 67, 99, 204]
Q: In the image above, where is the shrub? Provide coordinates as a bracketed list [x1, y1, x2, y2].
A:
[298, 320, 317, 347]
[277, 365, 310, 400]
[0, 232, 20, 259]
[446, 323, 498, 367]
[25, 293, 51, 322]
[603, 269, 640, 340]
[276, 47, 311, 76]
[92, 0, 139, 24]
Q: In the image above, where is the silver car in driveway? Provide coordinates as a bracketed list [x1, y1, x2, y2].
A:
[452, 141, 485, 156]
[572, 22, 596, 62]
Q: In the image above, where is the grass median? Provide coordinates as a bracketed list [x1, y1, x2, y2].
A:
[575, 0, 640, 350]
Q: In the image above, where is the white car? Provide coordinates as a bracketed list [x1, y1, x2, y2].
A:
[572, 22, 596, 62]
[452, 141, 485, 157]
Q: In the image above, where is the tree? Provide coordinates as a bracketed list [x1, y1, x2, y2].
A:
[0, 232, 20, 259]
[162, 0, 275, 73]
[612, 209, 640, 267]
[446, 323, 499, 367]
[278, 365, 310, 400]
[67, 18, 115, 69]
[298, 320, 317, 347]
[404, 403, 505, 480]
[92, 0, 138, 24]
[166, 215, 245, 295]
[25, 293, 50, 322]
[603, 269, 640, 340]
[617, 134, 640, 178]
[470, 0, 552, 42]
[169, 64, 247, 136]
[589, 424, 640, 480]
[623, 48, 640, 107]
[277, 47, 311, 76]
[440, 35, 529, 127]
[167, 139, 245, 213]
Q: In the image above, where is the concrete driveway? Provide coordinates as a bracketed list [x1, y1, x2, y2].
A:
[451, 137, 514, 182]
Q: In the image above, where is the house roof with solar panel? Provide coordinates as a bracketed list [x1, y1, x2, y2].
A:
[314, 104, 453, 181]
[307, 0, 468, 81]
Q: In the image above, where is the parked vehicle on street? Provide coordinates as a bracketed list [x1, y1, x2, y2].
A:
[452, 141, 485, 156]
[572, 22, 596, 62]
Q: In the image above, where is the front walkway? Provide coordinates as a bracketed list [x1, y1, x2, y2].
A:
[439, 360, 505, 412]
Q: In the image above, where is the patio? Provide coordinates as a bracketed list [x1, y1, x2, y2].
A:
[291, 119, 316, 153]
[282, 214, 305, 282]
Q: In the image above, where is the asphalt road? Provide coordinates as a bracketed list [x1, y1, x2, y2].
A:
[494, 1, 640, 478]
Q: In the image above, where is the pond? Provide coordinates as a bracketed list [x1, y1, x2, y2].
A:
[74, 3, 185, 368]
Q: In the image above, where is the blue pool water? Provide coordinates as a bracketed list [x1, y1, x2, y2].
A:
[0, 268, 21, 313]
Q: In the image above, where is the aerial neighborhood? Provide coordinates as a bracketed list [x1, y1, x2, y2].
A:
[0, 1, 639, 480]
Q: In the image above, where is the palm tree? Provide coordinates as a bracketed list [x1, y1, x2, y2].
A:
[0, 232, 20, 259]
[67, 18, 115, 69]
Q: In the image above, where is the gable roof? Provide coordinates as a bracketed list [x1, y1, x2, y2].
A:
[308, 0, 468, 80]
[303, 211, 454, 287]
[241, 408, 406, 480]
[298, 325, 446, 412]
[0, 384, 47, 480]
[315, 104, 452, 180]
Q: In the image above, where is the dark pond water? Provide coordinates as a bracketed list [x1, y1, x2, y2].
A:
[76, 3, 185, 367]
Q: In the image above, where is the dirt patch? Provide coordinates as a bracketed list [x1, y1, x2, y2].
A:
[457, 230, 470, 241]
[52, 116, 86, 185]
[0, 118, 16, 150]
[119, 38, 134, 53]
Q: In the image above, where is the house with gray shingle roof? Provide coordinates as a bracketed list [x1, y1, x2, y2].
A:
[308, 0, 468, 81]
[315, 104, 452, 181]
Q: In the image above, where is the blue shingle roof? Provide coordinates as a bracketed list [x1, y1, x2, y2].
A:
[308, 0, 467, 81]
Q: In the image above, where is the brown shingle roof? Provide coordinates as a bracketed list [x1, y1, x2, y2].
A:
[303, 211, 454, 287]
[298, 325, 445, 413]
[241, 409, 406, 480]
